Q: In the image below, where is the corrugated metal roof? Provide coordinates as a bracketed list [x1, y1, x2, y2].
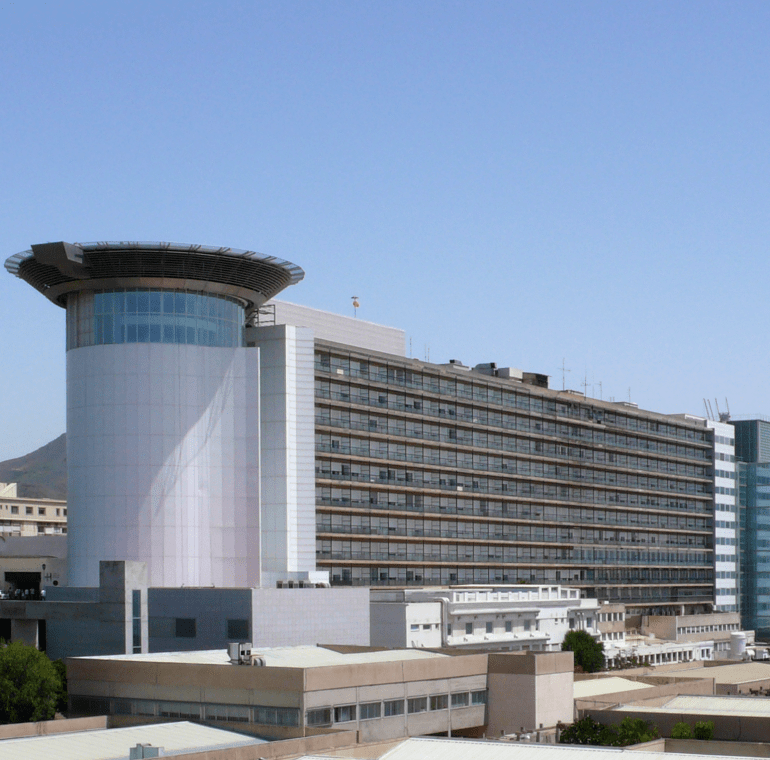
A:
[673, 662, 770, 685]
[574, 677, 652, 699]
[378, 737, 756, 760]
[0, 721, 262, 760]
[616, 694, 770, 717]
[78, 645, 447, 669]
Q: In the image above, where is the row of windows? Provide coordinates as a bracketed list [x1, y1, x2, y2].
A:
[305, 690, 488, 726]
[317, 520, 710, 547]
[0, 505, 66, 517]
[316, 467, 710, 509]
[316, 409, 712, 463]
[71, 696, 299, 726]
[316, 489, 713, 525]
[316, 384, 712, 461]
[147, 617, 249, 641]
[317, 436, 708, 481]
[315, 354, 710, 443]
[317, 542, 712, 566]
[317, 459, 710, 497]
[66, 289, 244, 350]
[323, 565, 713, 587]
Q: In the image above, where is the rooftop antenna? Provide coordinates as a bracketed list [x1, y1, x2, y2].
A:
[351, 296, 359, 318]
[597, 380, 603, 401]
[559, 358, 571, 391]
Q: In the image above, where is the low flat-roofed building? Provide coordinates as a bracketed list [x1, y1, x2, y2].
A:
[334, 736, 770, 760]
[371, 585, 599, 652]
[66, 645, 573, 743]
[0, 720, 262, 760]
[0, 483, 66, 539]
[676, 661, 770, 694]
[586, 693, 770, 743]
[573, 677, 653, 700]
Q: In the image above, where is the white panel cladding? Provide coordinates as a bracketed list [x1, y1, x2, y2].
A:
[249, 324, 316, 574]
[66, 343, 260, 588]
[269, 300, 406, 357]
[250, 587, 370, 646]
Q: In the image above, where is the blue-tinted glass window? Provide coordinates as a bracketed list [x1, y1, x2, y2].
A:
[67, 289, 244, 350]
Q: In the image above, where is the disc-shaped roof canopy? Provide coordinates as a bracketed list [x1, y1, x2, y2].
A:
[4, 241, 304, 315]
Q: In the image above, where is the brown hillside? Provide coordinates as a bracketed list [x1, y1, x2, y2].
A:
[0, 434, 66, 500]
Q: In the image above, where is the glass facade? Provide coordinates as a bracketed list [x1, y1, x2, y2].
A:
[66, 289, 244, 350]
[739, 462, 770, 637]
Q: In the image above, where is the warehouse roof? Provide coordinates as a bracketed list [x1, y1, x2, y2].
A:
[78, 644, 449, 668]
[0, 721, 262, 760]
[573, 677, 653, 699]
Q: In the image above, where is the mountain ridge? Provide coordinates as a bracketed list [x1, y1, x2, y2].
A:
[0, 434, 67, 500]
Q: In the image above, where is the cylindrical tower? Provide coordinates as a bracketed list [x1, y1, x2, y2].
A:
[5, 241, 304, 588]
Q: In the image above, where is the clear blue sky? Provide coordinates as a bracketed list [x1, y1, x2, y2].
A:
[2, 0, 769, 461]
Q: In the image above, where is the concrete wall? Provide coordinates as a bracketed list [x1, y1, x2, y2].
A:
[370, 602, 408, 648]
[246, 324, 317, 580]
[486, 652, 573, 735]
[67, 649, 490, 742]
[149, 587, 252, 652]
[585, 706, 770, 743]
[370, 601, 444, 648]
[0, 716, 106, 740]
[269, 300, 406, 357]
[251, 587, 370, 647]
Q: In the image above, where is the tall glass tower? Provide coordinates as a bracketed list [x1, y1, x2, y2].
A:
[5, 241, 304, 588]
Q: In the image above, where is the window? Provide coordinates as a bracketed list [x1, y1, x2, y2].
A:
[451, 692, 469, 707]
[410, 624, 419, 631]
[384, 699, 404, 717]
[227, 619, 250, 640]
[132, 590, 142, 653]
[306, 708, 332, 726]
[465, 622, 473, 635]
[471, 690, 487, 705]
[254, 705, 299, 726]
[485, 622, 493, 634]
[25, 507, 33, 515]
[505, 621, 512, 633]
[430, 694, 448, 711]
[359, 702, 381, 720]
[407, 697, 427, 714]
[10, 507, 17, 515]
[334, 704, 356, 723]
[38, 508, 46, 515]
[175, 618, 196, 638]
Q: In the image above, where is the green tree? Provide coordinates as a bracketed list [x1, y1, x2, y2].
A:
[559, 716, 613, 745]
[560, 716, 659, 747]
[671, 722, 693, 739]
[562, 630, 605, 673]
[0, 642, 64, 723]
[614, 717, 659, 746]
[51, 659, 68, 713]
[693, 721, 714, 741]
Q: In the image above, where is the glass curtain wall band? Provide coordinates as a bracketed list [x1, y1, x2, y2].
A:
[66, 289, 245, 350]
